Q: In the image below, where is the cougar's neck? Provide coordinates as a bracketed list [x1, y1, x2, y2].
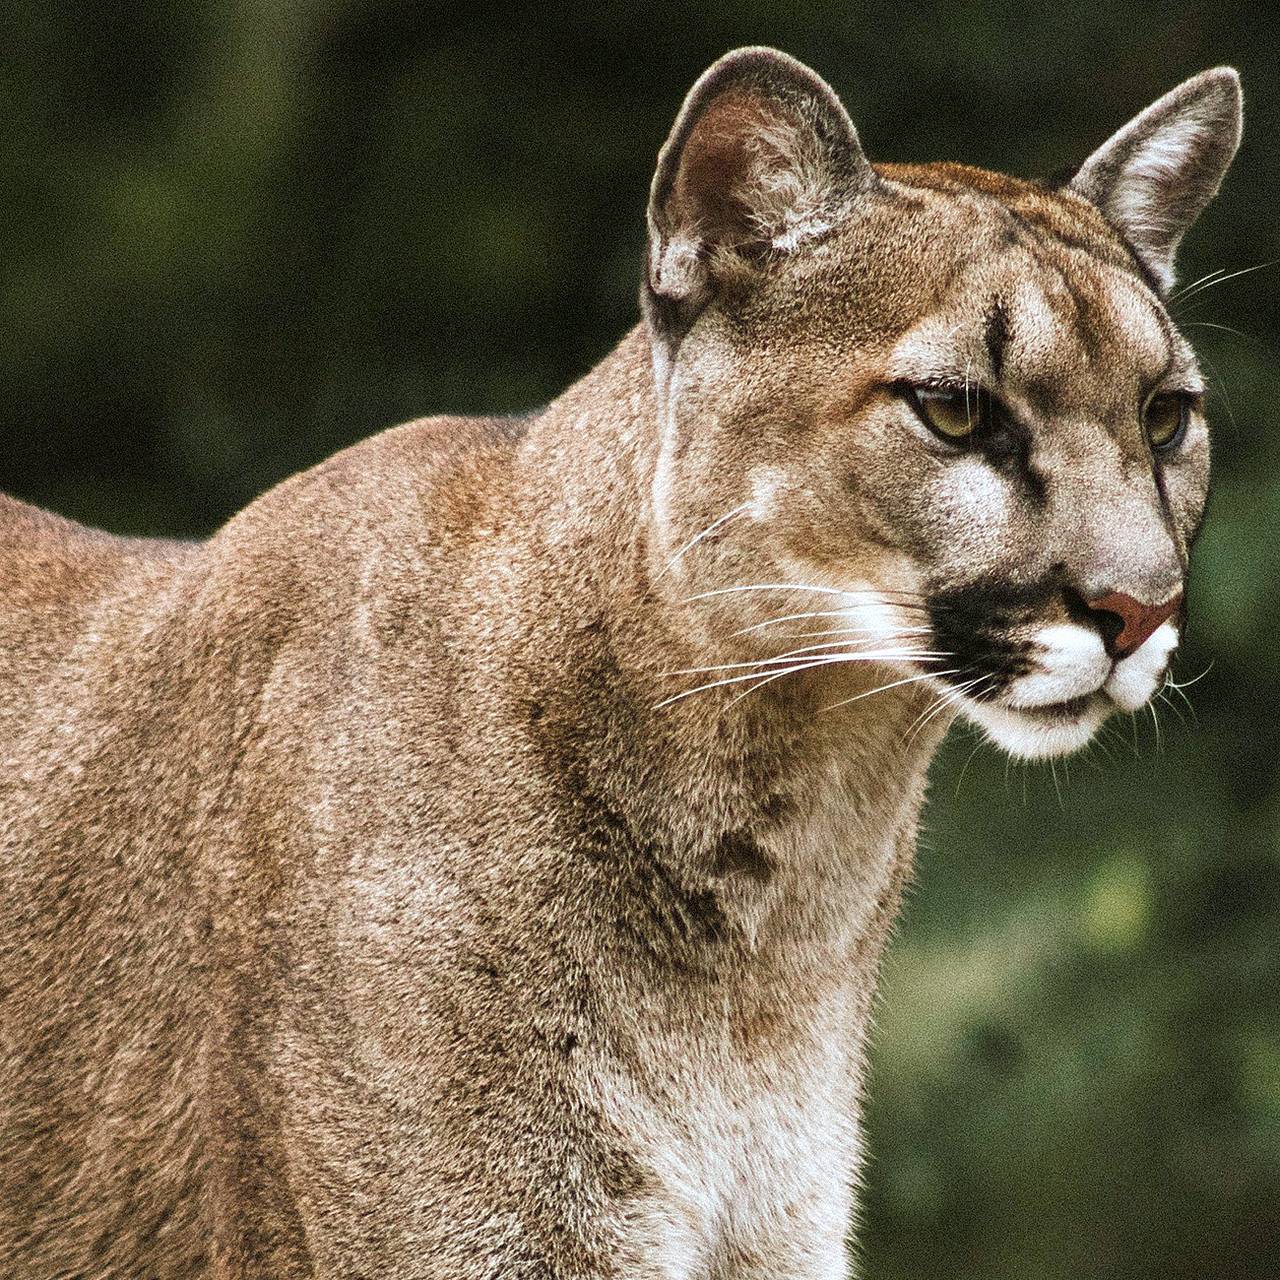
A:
[502, 325, 944, 961]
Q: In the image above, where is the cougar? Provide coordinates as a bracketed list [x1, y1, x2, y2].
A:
[0, 46, 1242, 1280]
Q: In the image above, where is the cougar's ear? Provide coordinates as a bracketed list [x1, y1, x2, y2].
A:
[1068, 68, 1242, 293]
[645, 47, 873, 336]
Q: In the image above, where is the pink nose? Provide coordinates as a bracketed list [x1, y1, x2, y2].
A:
[1088, 591, 1182, 661]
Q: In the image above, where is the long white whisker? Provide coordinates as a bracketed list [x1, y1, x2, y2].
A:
[1183, 320, 1259, 345]
[1195, 348, 1238, 437]
[950, 683, 999, 788]
[684, 584, 936, 607]
[817, 668, 960, 715]
[904, 681, 973, 745]
[1165, 660, 1214, 690]
[734, 609, 932, 636]
[904, 674, 992, 749]
[686, 583, 857, 602]
[656, 662, 834, 707]
[654, 651, 947, 709]
[665, 642, 951, 678]
[658, 503, 752, 578]
[1156, 687, 1189, 729]
[1162, 672, 1200, 726]
[726, 660, 956, 714]
[722, 658, 850, 711]
[734, 609, 851, 634]
[772, 625, 933, 640]
[903, 690, 961, 750]
[1169, 265, 1227, 302]
[1172, 257, 1279, 306]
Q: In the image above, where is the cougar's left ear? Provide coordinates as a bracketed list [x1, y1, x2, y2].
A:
[1068, 68, 1242, 293]
[645, 47, 874, 337]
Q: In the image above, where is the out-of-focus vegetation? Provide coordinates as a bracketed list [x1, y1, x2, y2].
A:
[3, 3, 1276, 1276]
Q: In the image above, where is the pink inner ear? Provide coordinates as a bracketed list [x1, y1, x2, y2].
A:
[670, 91, 781, 246]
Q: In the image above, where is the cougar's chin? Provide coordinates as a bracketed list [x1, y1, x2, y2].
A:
[957, 692, 1112, 761]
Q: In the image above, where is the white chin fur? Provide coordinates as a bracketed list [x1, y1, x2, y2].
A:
[954, 620, 1180, 761]
[959, 695, 1112, 761]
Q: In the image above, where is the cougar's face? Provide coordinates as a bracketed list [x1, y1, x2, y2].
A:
[656, 172, 1210, 759]
[646, 51, 1237, 758]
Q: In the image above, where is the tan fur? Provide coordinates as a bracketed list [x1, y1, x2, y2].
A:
[1, 49, 1239, 1278]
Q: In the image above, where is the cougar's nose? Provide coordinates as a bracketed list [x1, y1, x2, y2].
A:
[1087, 591, 1182, 661]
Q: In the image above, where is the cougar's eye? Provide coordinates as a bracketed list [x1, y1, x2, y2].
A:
[902, 384, 989, 443]
[1144, 392, 1190, 451]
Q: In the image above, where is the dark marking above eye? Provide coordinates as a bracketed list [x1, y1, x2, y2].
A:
[984, 300, 1009, 378]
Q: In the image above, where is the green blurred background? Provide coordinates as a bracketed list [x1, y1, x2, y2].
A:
[3, 2, 1276, 1276]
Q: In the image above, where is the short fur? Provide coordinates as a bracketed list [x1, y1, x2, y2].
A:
[1, 48, 1241, 1279]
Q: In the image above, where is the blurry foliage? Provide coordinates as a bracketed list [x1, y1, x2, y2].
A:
[2, 2, 1277, 1276]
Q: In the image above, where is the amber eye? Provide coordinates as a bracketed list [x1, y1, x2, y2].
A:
[903, 384, 990, 443]
[1144, 392, 1190, 451]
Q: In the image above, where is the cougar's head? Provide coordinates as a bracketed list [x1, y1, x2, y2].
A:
[645, 48, 1241, 759]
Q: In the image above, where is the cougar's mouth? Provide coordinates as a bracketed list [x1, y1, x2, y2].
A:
[915, 577, 1184, 758]
[1015, 692, 1096, 720]
[933, 621, 1180, 760]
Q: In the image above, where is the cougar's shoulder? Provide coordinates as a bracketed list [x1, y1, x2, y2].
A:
[0, 491, 189, 624]
[0, 493, 192, 721]
[0, 409, 528, 815]
[202, 411, 529, 604]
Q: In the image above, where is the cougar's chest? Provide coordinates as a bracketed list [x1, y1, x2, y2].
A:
[589, 1009, 861, 1277]
[596, 761, 918, 1272]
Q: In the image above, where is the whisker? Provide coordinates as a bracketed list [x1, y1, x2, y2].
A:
[1090, 725, 1120, 766]
[654, 651, 947, 709]
[904, 689, 962, 749]
[1163, 676, 1200, 727]
[1195, 348, 1238, 438]
[658, 502, 752, 578]
[734, 609, 934, 636]
[1166, 660, 1213, 690]
[774, 625, 933, 640]
[1049, 758, 1063, 810]
[734, 609, 850, 634]
[664, 639, 949, 678]
[903, 674, 986, 749]
[1155, 687, 1189, 729]
[1183, 320, 1260, 346]
[1169, 265, 1227, 302]
[686, 583, 868, 602]
[817, 668, 959, 715]
[925, 674, 995, 743]
[686, 584, 940, 612]
[1172, 257, 1279, 307]
[721, 657, 847, 711]
[953, 736, 988, 798]
[724, 656, 952, 713]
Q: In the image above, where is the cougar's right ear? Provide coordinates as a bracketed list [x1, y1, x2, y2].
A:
[645, 47, 874, 340]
